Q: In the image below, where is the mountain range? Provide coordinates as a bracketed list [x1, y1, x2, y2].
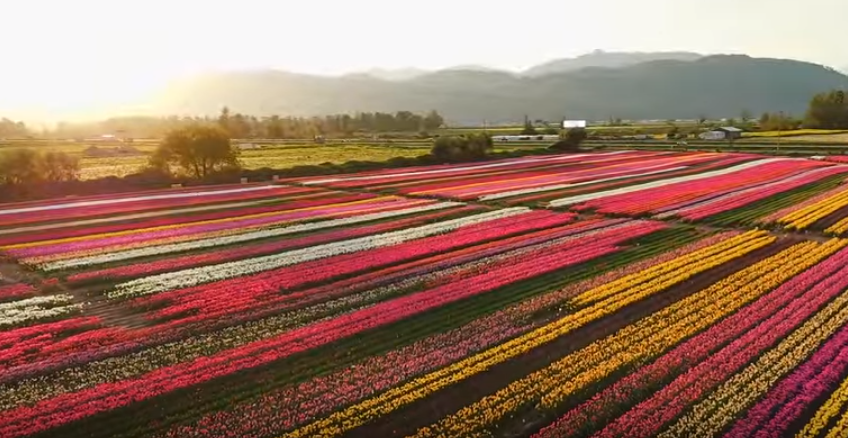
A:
[149, 53, 848, 124]
[356, 50, 707, 80]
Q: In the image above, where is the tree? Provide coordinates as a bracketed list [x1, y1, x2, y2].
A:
[740, 109, 753, 124]
[149, 125, 240, 179]
[549, 128, 587, 152]
[521, 115, 538, 135]
[431, 134, 492, 162]
[804, 89, 848, 129]
[0, 150, 79, 186]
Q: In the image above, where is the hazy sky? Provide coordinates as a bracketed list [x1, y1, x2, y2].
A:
[2, 0, 846, 117]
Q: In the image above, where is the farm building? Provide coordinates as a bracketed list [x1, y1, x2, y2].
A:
[698, 127, 744, 141]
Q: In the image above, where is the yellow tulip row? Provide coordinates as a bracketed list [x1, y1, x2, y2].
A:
[280, 231, 773, 438]
[797, 375, 848, 438]
[409, 239, 840, 438]
[825, 216, 848, 236]
[823, 407, 848, 438]
[778, 187, 848, 231]
[657, 275, 848, 438]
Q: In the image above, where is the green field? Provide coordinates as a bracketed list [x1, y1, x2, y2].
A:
[0, 141, 541, 180]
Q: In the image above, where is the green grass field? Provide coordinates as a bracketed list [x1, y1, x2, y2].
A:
[0, 141, 541, 180]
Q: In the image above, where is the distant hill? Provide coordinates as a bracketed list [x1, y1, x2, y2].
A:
[149, 55, 848, 125]
[357, 67, 429, 81]
[522, 49, 704, 77]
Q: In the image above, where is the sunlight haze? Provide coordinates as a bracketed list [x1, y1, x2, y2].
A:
[2, 0, 846, 120]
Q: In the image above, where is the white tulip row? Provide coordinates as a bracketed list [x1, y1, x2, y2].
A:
[547, 158, 789, 208]
[109, 207, 531, 299]
[39, 201, 465, 272]
[301, 152, 631, 185]
[0, 185, 279, 217]
[0, 294, 80, 327]
[478, 165, 689, 201]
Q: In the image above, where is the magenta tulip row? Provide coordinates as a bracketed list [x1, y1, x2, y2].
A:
[575, 160, 827, 215]
[0, 221, 644, 437]
[65, 206, 480, 284]
[0, 185, 310, 228]
[0, 211, 589, 374]
[536, 244, 848, 438]
[155, 231, 737, 438]
[0, 191, 371, 247]
[297, 151, 647, 189]
[392, 153, 696, 196]
[724, 321, 848, 437]
[413, 155, 720, 200]
[678, 166, 848, 220]
[136, 211, 588, 321]
[0, 283, 34, 301]
[8, 196, 422, 259]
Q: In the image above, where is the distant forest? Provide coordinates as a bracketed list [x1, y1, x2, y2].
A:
[0, 109, 446, 140]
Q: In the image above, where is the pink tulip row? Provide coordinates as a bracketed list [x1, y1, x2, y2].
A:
[0, 185, 311, 227]
[0, 317, 104, 365]
[0, 222, 641, 437]
[140, 219, 642, 325]
[723, 321, 848, 438]
[392, 153, 693, 195]
[575, 160, 827, 215]
[646, 160, 826, 214]
[508, 154, 759, 206]
[677, 166, 848, 220]
[0, 219, 630, 411]
[135, 211, 586, 319]
[0, 212, 594, 374]
[0, 283, 34, 301]
[409, 154, 720, 200]
[8, 196, 424, 259]
[0, 191, 370, 247]
[823, 156, 848, 164]
[155, 230, 736, 438]
[65, 206, 481, 284]
[536, 244, 848, 438]
[760, 183, 848, 223]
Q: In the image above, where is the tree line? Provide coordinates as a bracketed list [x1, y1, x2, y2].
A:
[31, 109, 445, 139]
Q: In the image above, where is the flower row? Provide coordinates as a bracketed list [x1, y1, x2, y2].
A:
[416, 238, 821, 438]
[285, 231, 772, 438]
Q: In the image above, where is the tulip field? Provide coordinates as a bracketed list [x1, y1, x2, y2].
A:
[7, 150, 848, 438]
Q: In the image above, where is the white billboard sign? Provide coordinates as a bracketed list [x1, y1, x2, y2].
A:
[562, 120, 587, 128]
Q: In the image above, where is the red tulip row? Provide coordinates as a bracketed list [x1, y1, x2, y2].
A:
[506, 154, 758, 205]
[134, 211, 583, 319]
[9, 196, 424, 259]
[677, 166, 848, 220]
[575, 160, 828, 215]
[1, 211, 593, 374]
[389, 153, 680, 194]
[539, 244, 848, 438]
[65, 205, 481, 284]
[155, 231, 733, 438]
[0, 191, 370, 247]
[724, 323, 848, 438]
[0, 185, 311, 227]
[295, 151, 645, 188]
[0, 222, 646, 437]
[0, 283, 34, 302]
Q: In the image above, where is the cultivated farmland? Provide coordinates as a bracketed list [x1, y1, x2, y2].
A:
[5, 150, 848, 438]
